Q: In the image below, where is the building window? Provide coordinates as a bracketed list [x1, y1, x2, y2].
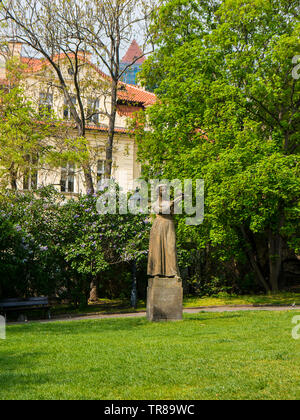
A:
[23, 155, 38, 190]
[60, 163, 75, 193]
[97, 160, 105, 188]
[39, 92, 53, 116]
[63, 95, 76, 120]
[87, 98, 100, 124]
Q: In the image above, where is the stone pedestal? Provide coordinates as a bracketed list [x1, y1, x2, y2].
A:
[147, 276, 183, 322]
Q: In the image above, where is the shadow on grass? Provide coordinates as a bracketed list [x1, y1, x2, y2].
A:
[0, 358, 61, 398]
[8, 316, 150, 336]
[7, 311, 246, 337]
[0, 350, 49, 393]
[184, 313, 243, 322]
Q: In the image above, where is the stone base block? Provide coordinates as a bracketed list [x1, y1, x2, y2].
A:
[147, 276, 183, 322]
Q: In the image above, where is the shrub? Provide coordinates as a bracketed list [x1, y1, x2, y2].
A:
[0, 186, 151, 305]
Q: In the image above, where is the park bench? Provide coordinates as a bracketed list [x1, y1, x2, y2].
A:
[0, 297, 51, 321]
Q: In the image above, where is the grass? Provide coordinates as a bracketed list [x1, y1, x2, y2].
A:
[182, 292, 300, 308]
[1, 310, 300, 400]
[48, 292, 300, 319]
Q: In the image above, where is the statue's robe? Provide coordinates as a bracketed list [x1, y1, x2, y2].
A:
[147, 201, 180, 277]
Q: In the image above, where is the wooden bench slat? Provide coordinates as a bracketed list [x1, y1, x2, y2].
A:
[0, 297, 51, 320]
[0, 297, 49, 309]
[0, 302, 48, 308]
[0, 298, 21, 303]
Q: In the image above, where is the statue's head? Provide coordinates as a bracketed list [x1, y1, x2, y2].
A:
[156, 183, 168, 199]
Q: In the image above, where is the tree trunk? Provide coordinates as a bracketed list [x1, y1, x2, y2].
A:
[240, 226, 271, 293]
[10, 168, 18, 190]
[83, 163, 94, 195]
[105, 79, 118, 178]
[268, 228, 283, 293]
[131, 260, 137, 309]
[89, 277, 99, 302]
[63, 88, 94, 195]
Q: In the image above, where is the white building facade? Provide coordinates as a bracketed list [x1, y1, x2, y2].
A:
[0, 42, 155, 196]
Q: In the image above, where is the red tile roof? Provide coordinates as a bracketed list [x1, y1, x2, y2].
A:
[121, 40, 146, 64]
[21, 53, 100, 74]
[19, 53, 155, 106]
[86, 124, 130, 134]
[20, 56, 45, 70]
[118, 83, 156, 106]
[117, 104, 143, 117]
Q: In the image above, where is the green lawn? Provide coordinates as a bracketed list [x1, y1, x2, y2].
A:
[49, 292, 300, 319]
[183, 292, 300, 308]
[1, 310, 300, 400]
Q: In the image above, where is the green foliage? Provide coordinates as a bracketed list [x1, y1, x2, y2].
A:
[0, 212, 25, 293]
[136, 0, 300, 292]
[0, 185, 202, 304]
[0, 83, 55, 189]
[0, 187, 151, 304]
[0, 188, 67, 298]
[0, 59, 92, 190]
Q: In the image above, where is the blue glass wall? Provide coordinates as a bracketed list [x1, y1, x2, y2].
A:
[120, 63, 142, 85]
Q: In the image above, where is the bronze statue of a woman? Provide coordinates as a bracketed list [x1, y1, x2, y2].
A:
[147, 184, 182, 278]
[146, 184, 184, 321]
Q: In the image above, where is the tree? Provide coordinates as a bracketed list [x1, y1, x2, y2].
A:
[0, 186, 151, 305]
[0, 59, 58, 190]
[59, 190, 150, 305]
[0, 211, 24, 298]
[135, 0, 300, 292]
[59, 0, 156, 177]
[0, 55, 86, 192]
[0, 0, 155, 189]
[0, 187, 67, 299]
